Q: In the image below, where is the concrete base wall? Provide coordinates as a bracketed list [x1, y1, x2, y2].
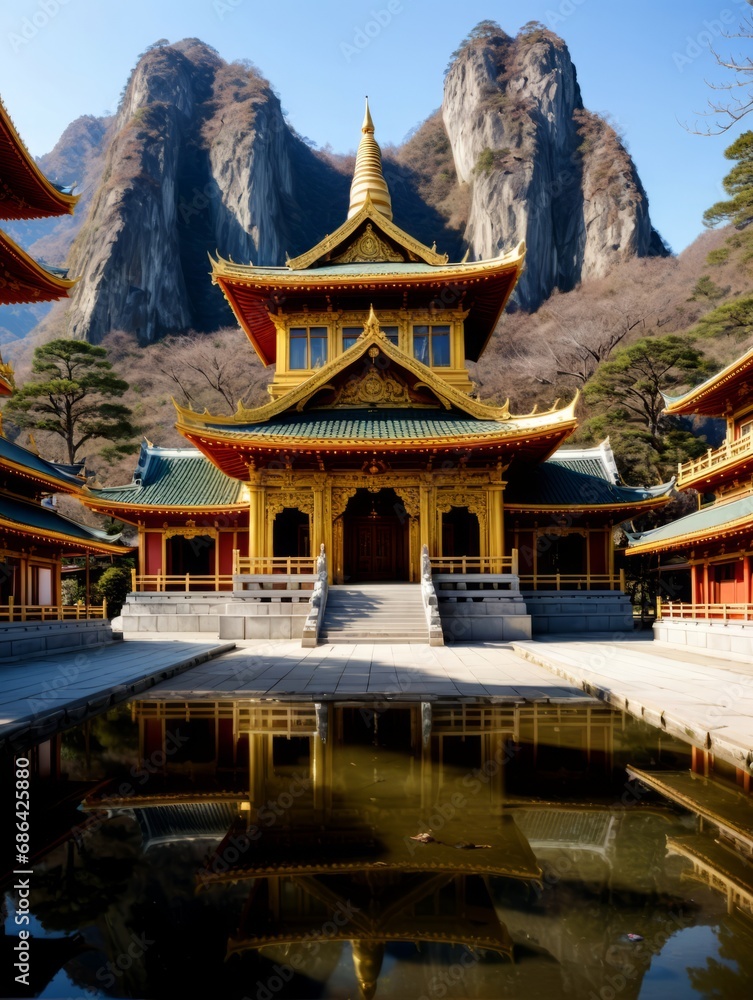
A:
[121, 592, 311, 638]
[440, 611, 532, 642]
[219, 607, 309, 640]
[0, 619, 114, 661]
[654, 618, 753, 656]
[438, 595, 532, 642]
[522, 591, 634, 635]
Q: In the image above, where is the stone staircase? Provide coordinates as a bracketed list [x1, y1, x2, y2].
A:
[319, 583, 428, 644]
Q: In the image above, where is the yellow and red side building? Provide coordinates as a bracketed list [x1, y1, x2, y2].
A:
[0, 95, 130, 619]
[627, 346, 753, 627]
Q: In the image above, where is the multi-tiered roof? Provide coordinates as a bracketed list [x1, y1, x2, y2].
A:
[0, 96, 77, 305]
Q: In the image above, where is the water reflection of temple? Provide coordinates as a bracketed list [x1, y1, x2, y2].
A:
[22, 698, 753, 998]
[131, 698, 618, 802]
[103, 698, 683, 997]
[630, 766, 753, 925]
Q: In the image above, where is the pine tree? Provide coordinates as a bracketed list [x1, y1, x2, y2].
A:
[5, 340, 138, 464]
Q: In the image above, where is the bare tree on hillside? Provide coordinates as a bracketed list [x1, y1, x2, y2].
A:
[154, 331, 268, 413]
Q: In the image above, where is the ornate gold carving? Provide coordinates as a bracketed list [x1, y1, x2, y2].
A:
[436, 492, 487, 528]
[330, 223, 404, 264]
[267, 490, 315, 518]
[330, 481, 420, 520]
[332, 367, 413, 408]
[164, 525, 217, 540]
[394, 487, 420, 519]
[331, 487, 357, 520]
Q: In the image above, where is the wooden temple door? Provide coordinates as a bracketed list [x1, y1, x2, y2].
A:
[352, 518, 399, 580]
[341, 489, 410, 582]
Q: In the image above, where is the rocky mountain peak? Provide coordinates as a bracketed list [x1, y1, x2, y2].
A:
[32, 26, 665, 347]
[442, 23, 665, 307]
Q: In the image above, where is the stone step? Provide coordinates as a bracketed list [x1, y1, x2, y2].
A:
[320, 637, 429, 645]
[320, 583, 427, 644]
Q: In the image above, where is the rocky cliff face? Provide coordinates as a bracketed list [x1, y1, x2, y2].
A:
[65, 39, 349, 344]
[37, 27, 665, 345]
[441, 25, 666, 308]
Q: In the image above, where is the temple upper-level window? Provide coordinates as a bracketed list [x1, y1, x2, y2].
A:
[289, 326, 328, 370]
[413, 324, 450, 367]
[342, 325, 398, 350]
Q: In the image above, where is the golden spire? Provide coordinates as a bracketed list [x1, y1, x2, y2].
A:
[347, 97, 393, 221]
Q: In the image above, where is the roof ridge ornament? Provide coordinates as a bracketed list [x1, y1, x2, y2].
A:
[347, 97, 393, 222]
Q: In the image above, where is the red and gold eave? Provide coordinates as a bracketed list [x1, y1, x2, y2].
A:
[80, 496, 250, 530]
[0, 96, 78, 220]
[210, 200, 526, 367]
[0, 515, 128, 557]
[0, 227, 76, 304]
[178, 420, 578, 480]
[213, 258, 522, 368]
[663, 346, 753, 418]
[173, 326, 579, 480]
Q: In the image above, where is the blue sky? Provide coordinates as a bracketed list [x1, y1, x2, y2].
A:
[1, 0, 752, 253]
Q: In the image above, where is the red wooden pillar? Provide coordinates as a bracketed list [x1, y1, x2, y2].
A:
[690, 563, 698, 607]
[703, 562, 710, 606]
[744, 555, 751, 611]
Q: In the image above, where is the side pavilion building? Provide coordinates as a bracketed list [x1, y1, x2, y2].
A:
[627, 345, 753, 651]
[85, 103, 671, 630]
[0, 94, 129, 620]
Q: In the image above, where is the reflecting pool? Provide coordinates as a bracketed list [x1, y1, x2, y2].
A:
[2, 699, 753, 998]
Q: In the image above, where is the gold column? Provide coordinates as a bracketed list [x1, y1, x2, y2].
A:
[137, 526, 145, 585]
[409, 518, 420, 582]
[420, 477, 433, 554]
[312, 483, 325, 560]
[247, 470, 266, 560]
[487, 484, 505, 571]
[333, 518, 344, 583]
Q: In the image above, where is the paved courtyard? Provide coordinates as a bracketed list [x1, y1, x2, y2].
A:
[3, 631, 753, 774]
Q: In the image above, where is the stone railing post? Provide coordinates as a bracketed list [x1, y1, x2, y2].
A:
[302, 545, 328, 647]
[420, 543, 444, 646]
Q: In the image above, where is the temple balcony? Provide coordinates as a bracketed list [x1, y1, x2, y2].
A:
[676, 434, 753, 491]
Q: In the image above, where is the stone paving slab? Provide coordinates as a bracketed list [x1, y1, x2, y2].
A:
[0, 639, 234, 754]
[136, 636, 596, 704]
[511, 637, 753, 772]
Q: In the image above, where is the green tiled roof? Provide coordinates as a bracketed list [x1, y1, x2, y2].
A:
[548, 441, 619, 483]
[0, 435, 83, 489]
[0, 494, 123, 547]
[628, 494, 753, 547]
[549, 455, 613, 481]
[238, 262, 444, 278]
[205, 408, 511, 440]
[91, 445, 245, 507]
[505, 462, 663, 508]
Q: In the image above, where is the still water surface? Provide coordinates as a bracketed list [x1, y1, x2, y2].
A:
[3, 699, 753, 999]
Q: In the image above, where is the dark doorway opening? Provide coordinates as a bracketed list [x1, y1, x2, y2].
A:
[536, 532, 585, 582]
[442, 506, 480, 558]
[343, 488, 409, 581]
[167, 534, 214, 577]
[273, 508, 311, 557]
